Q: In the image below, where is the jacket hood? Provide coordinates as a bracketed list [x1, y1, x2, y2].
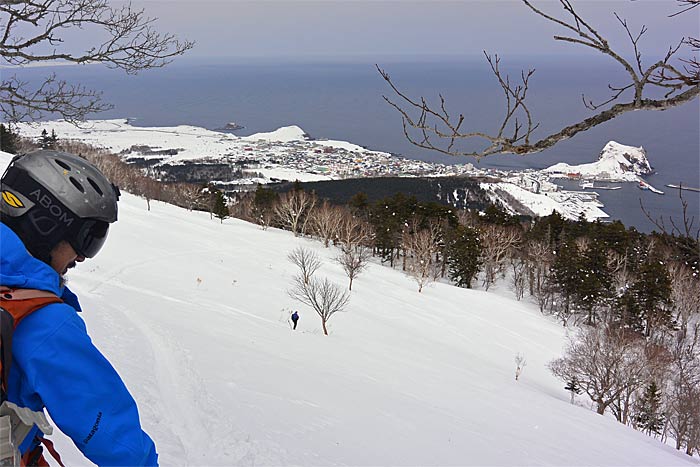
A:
[1, 221, 62, 295]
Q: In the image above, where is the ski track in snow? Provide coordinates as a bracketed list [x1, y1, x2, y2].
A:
[79, 271, 289, 465]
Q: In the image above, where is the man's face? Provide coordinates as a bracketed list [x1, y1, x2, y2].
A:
[49, 240, 85, 276]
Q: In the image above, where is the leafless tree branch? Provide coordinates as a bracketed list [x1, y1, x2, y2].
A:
[379, 0, 699, 158]
[0, 0, 194, 123]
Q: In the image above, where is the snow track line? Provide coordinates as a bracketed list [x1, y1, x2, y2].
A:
[86, 247, 240, 294]
[115, 302, 214, 466]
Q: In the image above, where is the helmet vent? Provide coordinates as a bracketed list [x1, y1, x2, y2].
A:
[55, 159, 71, 171]
[69, 176, 85, 193]
[87, 177, 104, 196]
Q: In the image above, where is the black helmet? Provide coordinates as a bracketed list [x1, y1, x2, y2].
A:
[1, 149, 120, 263]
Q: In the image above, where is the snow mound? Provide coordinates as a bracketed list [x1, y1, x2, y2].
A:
[544, 141, 652, 181]
[243, 125, 309, 142]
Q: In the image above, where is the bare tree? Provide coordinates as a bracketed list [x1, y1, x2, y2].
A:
[550, 325, 648, 415]
[525, 239, 555, 313]
[665, 324, 700, 455]
[668, 263, 700, 333]
[402, 222, 442, 293]
[274, 189, 317, 236]
[288, 275, 350, 336]
[379, 1, 699, 158]
[336, 245, 371, 291]
[0, 1, 193, 123]
[607, 251, 632, 296]
[175, 183, 205, 212]
[337, 212, 373, 250]
[309, 200, 344, 247]
[335, 212, 373, 290]
[480, 224, 521, 291]
[509, 254, 527, 301]
[288, 247, 322, 285]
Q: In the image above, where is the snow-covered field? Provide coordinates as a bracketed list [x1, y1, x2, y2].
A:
[55, 194, 696, 466]
[1, 148, 693, 465]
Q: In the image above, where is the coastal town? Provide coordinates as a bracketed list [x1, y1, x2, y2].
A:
[15, 119, 657, 222]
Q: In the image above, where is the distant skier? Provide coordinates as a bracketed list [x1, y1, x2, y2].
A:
[291, 311, 300, 330]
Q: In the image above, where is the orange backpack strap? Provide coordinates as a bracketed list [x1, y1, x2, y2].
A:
[0, 287, 63, 396]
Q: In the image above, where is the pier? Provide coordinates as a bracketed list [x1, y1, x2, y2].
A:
[666, 184, 700, 193]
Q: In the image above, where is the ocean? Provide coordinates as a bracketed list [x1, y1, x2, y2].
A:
[11, 57, 700, 232]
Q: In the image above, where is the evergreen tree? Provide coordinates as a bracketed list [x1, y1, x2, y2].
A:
[348, 192, 369, 213]
[369, 193, 417, 267]
[565, 376, 583, 404]
[254, 184, 278, 209]
[481, 203, 517, 226]
[635, 382, 665, 436]
[39, 129, 56, 149]
[529, 210, 567, 247]
[213, 190, 229, 224]
[446, 225, 482, 288]
[616, 289, 643, 331]
[550, 235, 582, 318]
[0, 124, 19, 154]
[630, 261, 674, 336]
[575, 239, 614, 325]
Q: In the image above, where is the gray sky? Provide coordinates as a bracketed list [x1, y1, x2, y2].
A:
[129, 0, 699, 61]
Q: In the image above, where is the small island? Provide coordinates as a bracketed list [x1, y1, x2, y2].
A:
[214, 122, 245, 132]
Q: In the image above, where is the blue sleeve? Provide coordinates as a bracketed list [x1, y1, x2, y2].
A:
[13, 304, 158, 466]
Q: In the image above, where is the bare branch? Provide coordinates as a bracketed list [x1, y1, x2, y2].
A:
[0, 0, 194, 122]
[288, 247, 322, 285]
[379, 0, 699, 158]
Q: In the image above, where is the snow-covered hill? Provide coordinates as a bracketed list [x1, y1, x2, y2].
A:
[544, 141, 652, 181]
[0, 151, 694, 466]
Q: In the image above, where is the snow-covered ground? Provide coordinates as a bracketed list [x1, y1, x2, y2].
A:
[1, 151, 695, 466]
[481, 181, 609, 221]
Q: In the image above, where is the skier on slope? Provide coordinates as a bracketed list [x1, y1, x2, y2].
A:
[291, 311, 300, 330]
[0, 150, 157, 465]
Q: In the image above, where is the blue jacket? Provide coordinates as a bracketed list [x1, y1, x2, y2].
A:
[0, 222, 158, 466]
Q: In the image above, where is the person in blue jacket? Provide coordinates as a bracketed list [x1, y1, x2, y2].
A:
[0, 150, 158, 465]
[291, 311, 299, 330]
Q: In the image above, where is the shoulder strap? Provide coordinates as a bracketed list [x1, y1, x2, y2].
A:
[0, 287, 63, 398]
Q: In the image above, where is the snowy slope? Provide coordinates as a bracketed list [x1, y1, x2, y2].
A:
[544, 141, 652, 181]
[1, 151, 695, 466]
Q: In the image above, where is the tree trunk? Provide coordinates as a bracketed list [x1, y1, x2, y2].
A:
[596, 399, 607, 415]
[322, 320, 328, 336]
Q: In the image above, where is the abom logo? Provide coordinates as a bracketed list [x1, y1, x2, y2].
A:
[28, 189, 74, 227]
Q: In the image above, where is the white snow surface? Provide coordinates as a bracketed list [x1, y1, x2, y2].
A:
[481, 182, 609, 221]
[241, 125, 309, 143]
[15, 119, 377, 162]
[543, 141, 652, 181]
[0, 151, 693, 466]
